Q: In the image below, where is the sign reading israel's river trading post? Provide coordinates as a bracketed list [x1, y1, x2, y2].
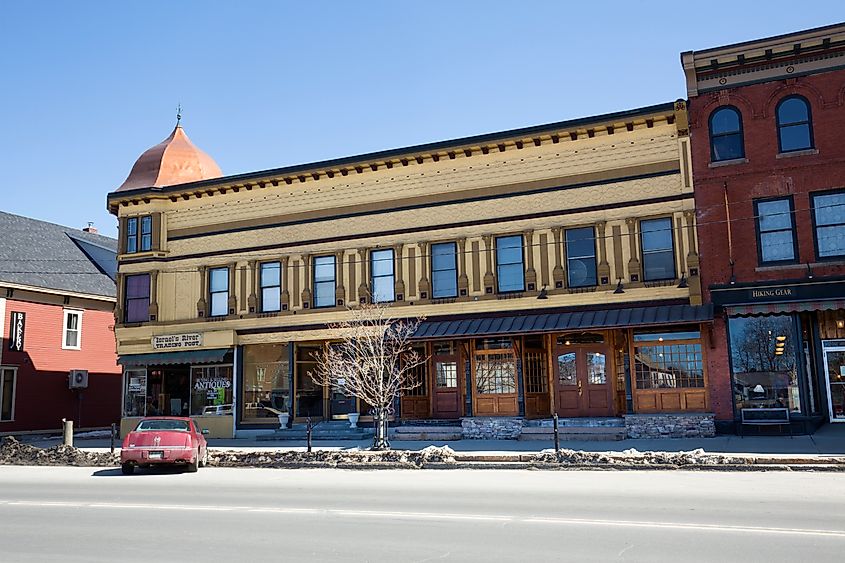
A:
[151, 333, 203, 350]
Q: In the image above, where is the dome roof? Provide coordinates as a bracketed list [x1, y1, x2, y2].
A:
[116, 125, 222, 192]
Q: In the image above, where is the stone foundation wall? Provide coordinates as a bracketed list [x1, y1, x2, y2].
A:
[461, 417, 524, 439]
[625, 413, 716, 439]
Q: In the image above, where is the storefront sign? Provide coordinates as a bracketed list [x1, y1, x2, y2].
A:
[193, 377, 232, 391]
[8, 312, 25, 352]
[127, 376, 145, 393]
[151, 333, 203, 350]
[750, 288, 794, 299]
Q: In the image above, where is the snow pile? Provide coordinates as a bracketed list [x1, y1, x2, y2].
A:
[534, 447, 750, 467]
[208, 445, 458, 468]
[0, 436, 118, 467]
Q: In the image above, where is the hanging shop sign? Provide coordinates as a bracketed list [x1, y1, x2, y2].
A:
[151, 333, 203, 350]
[8, 311, 25, 352]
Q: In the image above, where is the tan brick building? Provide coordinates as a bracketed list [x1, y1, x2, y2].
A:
[109, 102, 715, 439]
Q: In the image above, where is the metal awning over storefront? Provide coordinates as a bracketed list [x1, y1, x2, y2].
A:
[413, 304, 713, 340]
[117, 348, 231, 367]
[726, 299, 845, 317]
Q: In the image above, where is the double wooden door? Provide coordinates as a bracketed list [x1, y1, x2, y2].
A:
[554, 344, 614, 417]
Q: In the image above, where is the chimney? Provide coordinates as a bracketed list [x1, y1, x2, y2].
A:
[83, 222, 98, 234]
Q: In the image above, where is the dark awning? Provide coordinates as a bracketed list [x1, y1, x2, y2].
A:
[413, 304, 713, 340]
[117, 348, 230, 367]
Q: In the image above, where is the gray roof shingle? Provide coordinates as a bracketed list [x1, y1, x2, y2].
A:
[0, 211, 117, 298]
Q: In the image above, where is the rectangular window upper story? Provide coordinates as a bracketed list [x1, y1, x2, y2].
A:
[565, 227, 597, 288]
[754, 197, 797, 265]
[496, 235, 525, 293]
[0, 367, 16, 422]
[209, 267, 229, 317]
[260, 262, 282, 313]
[431, 242, 458, 299]
[124, 273, 151, 323]
[313, 255, 336, 308]
[370, 249, 395, 303]
[812, 190, 845, 260]
[62, 309, 83, 350]
[125, 215, 153, 254]
[640, 218, 676, 281]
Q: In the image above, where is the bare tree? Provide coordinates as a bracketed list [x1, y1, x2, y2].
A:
[309, 303, 426, 450]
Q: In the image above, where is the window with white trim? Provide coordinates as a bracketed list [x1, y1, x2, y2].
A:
[62, 310, 82, 350]
[0, 367, 16, 421]
[209, 267, 229, 317]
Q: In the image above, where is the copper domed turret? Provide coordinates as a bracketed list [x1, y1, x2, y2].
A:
[116, 124, 222, 192]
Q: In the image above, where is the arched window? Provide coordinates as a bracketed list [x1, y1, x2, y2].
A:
[776, 96, 813, 153]
[709, 106, 744, 162]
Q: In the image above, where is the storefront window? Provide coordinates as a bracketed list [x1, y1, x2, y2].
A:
[729, 315, 801, 413]
[475, 338, 516, 394]
[633, 329, 703, 390]
[123, 369, 147, 416]
[190, 365, 233, 416]
[242, 344, 290, 423]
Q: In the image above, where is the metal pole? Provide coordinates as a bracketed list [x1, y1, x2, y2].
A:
[110, 423, 116, 454]
[306, 416, 312, 453]
[553, 413, 560, 455]
[62, 418, 73, 447]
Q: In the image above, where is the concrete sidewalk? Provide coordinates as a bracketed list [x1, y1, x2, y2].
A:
[19, 423, 845, 457]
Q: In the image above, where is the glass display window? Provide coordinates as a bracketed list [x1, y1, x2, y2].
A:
[729, 315, 801, 413]
[190, 365, 233, 416]
[242, 344, 290, 423]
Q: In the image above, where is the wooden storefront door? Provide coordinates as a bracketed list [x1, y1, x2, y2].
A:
[554, 343, 614, 417]
[400, 346, 430, 419]
[432, 342, 461, 418]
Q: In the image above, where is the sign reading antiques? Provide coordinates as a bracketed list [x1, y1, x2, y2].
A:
[151, 333, 203, 350]
[8, 311, 25, 351]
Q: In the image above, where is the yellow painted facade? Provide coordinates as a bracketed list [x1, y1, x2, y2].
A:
[109, 101, 708, 433]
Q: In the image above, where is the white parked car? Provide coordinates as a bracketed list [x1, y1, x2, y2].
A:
[202, 404, 233, 416]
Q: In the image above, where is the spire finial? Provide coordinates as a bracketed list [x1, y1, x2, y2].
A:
[176, 103, 182, 126]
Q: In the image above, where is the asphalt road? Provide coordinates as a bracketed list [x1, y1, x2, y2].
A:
[1, 466, 844, 562]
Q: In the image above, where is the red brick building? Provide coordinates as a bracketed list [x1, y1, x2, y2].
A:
[0, 212, 121, 433]
[683, 24, 845, 433]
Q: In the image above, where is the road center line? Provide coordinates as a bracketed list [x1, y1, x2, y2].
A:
[2, 500, 844, 538]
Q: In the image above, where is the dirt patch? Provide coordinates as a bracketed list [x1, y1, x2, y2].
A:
[0, 437, 118, 467]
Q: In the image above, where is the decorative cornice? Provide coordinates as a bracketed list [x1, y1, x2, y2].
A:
[107, 102, 680, 214]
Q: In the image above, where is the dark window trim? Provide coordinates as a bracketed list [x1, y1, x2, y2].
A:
[564, 225, 598, 288]
[370, 248, 395, 303]
[495, 234, 525, 293]
[709, 105, 745, 162]
[140, 215, 153, 252]
[776, 95, 814, 154]
[208, 266, 230, 317]
[431, 241, 458, 299]
[126, 217, 139, 254]
[640, 216, 676, 282]
[259, 261, 282, 313]
[753, 196, 799, 266]
[124, 273, 151, 323]
[810, 188, 845, 262]
[313, 255, 336, 309]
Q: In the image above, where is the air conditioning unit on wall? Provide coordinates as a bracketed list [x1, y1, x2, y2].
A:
[69, 370, 89, 389]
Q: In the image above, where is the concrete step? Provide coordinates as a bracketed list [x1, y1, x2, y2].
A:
[519, 426, 625, 441]
[391, 425, 463, 440]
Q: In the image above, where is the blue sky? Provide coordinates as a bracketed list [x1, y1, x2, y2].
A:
[1, 2, 842, 237]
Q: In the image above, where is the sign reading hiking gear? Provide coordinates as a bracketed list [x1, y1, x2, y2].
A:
[151, 333, 203, 350]
[9, 312, 25, 352]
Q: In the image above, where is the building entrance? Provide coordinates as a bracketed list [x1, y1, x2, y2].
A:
[823, 340, 845, 422]
[554, 334, 614, 417]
